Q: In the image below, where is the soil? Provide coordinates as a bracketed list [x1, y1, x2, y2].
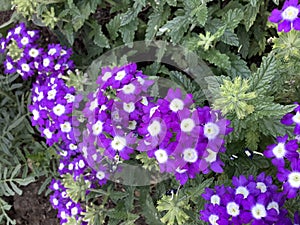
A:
[5, 179, 59, 225]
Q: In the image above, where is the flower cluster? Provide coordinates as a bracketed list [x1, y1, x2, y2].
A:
[263, 103, 300, 199]
[269, 0, 300, 32]
[200, 173, 292, 225]
[49, 179, 87, 225]
[80, 62, 232, 185]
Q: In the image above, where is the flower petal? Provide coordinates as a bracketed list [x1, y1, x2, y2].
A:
[278, 20, 292, 32]
[293, 18, 300, 30]
[269, 9, 282, 23]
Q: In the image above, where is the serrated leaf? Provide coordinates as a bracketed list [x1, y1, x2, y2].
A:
[250, 54, 277, 94]
[145, 8, 170, 42]
[157, 15, 190, 44]
[223, 8, 244, 30]
[226, 54, 251, 78]
[120, 19, 139, 47]
[106, 15, 121, 41]
[166, 0, 177, 6]
[120, 0, 145, 26]
[93, 26, 109, 48]
[243, 3, 261, 31]
[200, 49, 231, 70]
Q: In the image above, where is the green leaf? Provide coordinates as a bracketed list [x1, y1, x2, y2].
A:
[185, 0, 208, 26]
[120, 19, 139, 47]
[145, 7, 171, 42]
[223, 8, 244, 30]
[200, 48, 231, 70]
[106, 15, 121, 41]
[166, 0, 177, 6]
[250, 54, 277, 94]
[93, 25, 109, 48]
[7, 115, 25, 131]
[120, 0, 145, 26]
[157, 15, 190, 44]
[226, 54, 251, 79]
[243, 3, 261, 31]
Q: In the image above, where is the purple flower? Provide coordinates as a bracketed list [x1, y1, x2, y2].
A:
[264, 135, 298, 168]
[281, 103, 300, 135]
[269, 0, 300, 32]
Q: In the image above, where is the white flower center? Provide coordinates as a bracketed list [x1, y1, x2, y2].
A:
[102, 71, 112, 81]
[208, 215, 219, 225]
[78, 160, 85, 168]
[112, 111, 121, 122]
[288, 171, 300, 188]
[54, 64, 61, 70]
[59, 162, 64, 170]
[71, 207, 78, 216]
[6, 61, 13, 70]
[180, 118, 195, 132]
[68, 163, 74, 170]
[48, 48, 57, 55]
[52, 198, 58, 206]
[122, 83, 135, 94]
[21, 37, 29, 45]
[53, 104, 65, 116]
[32, 109, 39, 120]
[226, 202, 240, 217]
[154, 149, 168, 163]
[205, 148, 217, 163]
[60, 211, 67, 219]
[148, 120, 161, 136]
[183, 148, 198, 163]
[21, 63, 30, 72]
[43, 58, 50, 67]
[89, 99, 98, 111]
[128, 120, 137, 130]
[43, 128, 53, 139]
[141, 96, 148, 106]
[47, 89, 57, 100]
[53, 183, 59, 190]
[96, 171, 105, 180]
[137, 76, 145, 85]
[251, 204, 267, 219]
[64, 93, 75, 103]
[115, 70, 126, 80]
[123, 102, 135, 113]
[169, 98, 184, 112]
[69, 143, 77, 150]
[27, 31, 35, 37]
[14, 27, 21, 34]
[60, 122, 72, 133]
[293, 112, 300, 124]
[29, 48, 39, 58]
[92, 121, 103, 136]
[267, 201, 279, 214]
[273, 143, 286, 158]
[282, 6, 299, 21]
[204, 122, 220, 140]
[256, 182, 267, 193]
[210, 195, 220, 205]
[111, 136, 126, 151]
[235, 186, 249, 198]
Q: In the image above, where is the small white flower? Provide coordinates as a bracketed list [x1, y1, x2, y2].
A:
[272, 143, 286, 158]
[111, 136, 126, 151]
[52, 198, 59, 206]
[267, 201, 279, 214]
[256, 182, 267, 193]
[69, 143, 77, 150]
[154, 149, 168, 163]
[71, 207, 78, 216]
[29, 48, 39, 58]
[43, 58, 50, 67]
[21, 63, 30, 72]
[59, 162, 64, 170]
[53, 182, 59, 190]
[92, 120, 103, 136]
[251, 204, 267, 219]
[205, 148, 217, 163]
[180, 118, 195, 132]
[60, 122, 72, 133]
[169, 98, 184, 112]
[183, 148, 198, 163]
[54, 64, 61, 70]
[32, 109, 39, 120]
[14, 26, 22, 34]
[27, 31, 35, 37]
[123, 102, 135, 113]
[48, 48, 57, 55]
[6, 61, 13, 70]
[43, 128, 53, 139]
[122, 83, 135, 94]
[293, 111, 300, 124]
[47, 89, 57, 100]
[204, 122, 220, 140]
[102, 71, 112, 81]
[68, 163, 74, 171]
[210, 194, 220, 205]
[148, 120, 161, 136]
[21, 37, 29, 46]
[64, 93, 75, 103]
[288, 171, 300, 188]
[115, 70, 126, 80]
[128, 120, 137, 130]
[226, 202, 240, 217]
[208, 215, 219, 225]
[53, 104, 66, 116]
[96, 171, 105, 180]
[78, 160, 85, 168]
[235, 186, 249, 199]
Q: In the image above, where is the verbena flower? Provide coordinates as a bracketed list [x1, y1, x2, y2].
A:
[269, 0, 300, 32]
[200, 173, 292, 225]
[281, 103, 300, 135]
